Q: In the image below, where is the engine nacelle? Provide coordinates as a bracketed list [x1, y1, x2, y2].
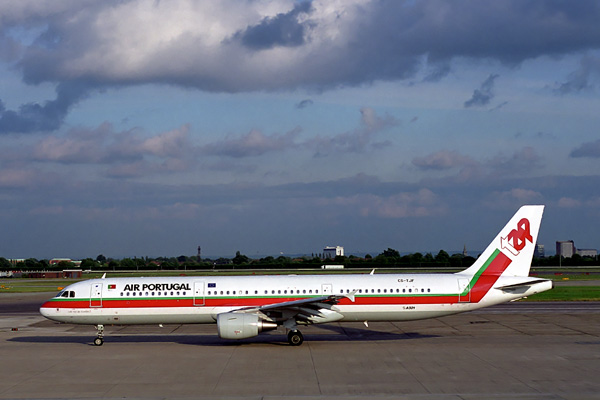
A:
[217, 313, 278, 340]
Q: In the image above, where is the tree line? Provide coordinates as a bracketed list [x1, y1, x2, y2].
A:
[1, 249, 471, 272]
[1, 248, 597, 272]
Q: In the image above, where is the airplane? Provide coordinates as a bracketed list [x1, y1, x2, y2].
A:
[40, 205, 552, 346]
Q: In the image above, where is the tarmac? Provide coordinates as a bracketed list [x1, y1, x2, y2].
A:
[1, 293, 599, 400]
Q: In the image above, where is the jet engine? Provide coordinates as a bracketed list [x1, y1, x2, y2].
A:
[217, 312, 278, 340]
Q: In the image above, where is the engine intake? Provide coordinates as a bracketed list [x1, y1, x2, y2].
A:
[217, 313, 278, 340]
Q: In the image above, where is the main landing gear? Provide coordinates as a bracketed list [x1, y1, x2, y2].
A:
[287, 329, 304, 346]
[94, 324, 104, 346]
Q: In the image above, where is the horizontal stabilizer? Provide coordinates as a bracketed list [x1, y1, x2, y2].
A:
[495, 279, 553, 291]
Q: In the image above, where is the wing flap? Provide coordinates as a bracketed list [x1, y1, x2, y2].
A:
[257, 291, 355, 312]
[232, 291, 356, 325]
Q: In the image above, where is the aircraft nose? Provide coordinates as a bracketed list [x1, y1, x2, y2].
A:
[39, 301, 54, 318]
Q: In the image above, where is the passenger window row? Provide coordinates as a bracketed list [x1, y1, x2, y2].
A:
[200, 288, 432, 296]
[205, 289, 320, 296]
[116, 288, 433, 298]
[119, 291, 186, 297]
[350, 288, 432, 294]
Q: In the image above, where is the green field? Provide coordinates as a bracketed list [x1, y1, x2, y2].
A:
[523, 286, 600, 302]
[0, 280, 72, 293]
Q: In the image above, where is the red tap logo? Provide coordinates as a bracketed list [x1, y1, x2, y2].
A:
[501, 218, 533, 256]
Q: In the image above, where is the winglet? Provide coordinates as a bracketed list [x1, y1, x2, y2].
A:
[370, 269, 375, 275]
[101, 273, 106, 279]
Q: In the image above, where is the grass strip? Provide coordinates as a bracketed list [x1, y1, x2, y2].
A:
[524, 286, 600, 301]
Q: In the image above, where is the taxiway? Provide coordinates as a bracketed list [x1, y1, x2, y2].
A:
[1, 294, 599, 399]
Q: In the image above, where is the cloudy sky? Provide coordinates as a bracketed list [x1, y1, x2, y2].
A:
[1, 0, 600, 259]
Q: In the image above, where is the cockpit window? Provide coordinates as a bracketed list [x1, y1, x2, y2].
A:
[60, 291, 69, 298]
[57, 290, 66, 298]
[69, 291, 75, 298]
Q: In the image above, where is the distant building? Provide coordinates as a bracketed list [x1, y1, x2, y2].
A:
[27, 270, 82, 279]
[534, 244, 545, 258]
[556, 241, 576, 258]
[323, 246, 344, 259]
[49, 258, 82, 267]
[62, 269, 83, 278]
[577, 249, 598, 258]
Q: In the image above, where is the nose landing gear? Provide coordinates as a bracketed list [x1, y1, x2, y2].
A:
[94, 324, 104, 346]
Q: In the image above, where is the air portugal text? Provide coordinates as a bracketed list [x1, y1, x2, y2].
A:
[122, 283, 191, 292]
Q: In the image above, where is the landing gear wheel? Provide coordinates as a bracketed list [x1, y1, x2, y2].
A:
[287, 329, 304, 346]
[94, 324, 104, 346]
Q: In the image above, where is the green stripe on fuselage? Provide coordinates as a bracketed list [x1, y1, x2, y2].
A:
[459, 249, 501, 296]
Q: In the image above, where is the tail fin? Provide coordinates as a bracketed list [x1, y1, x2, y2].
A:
[460, 205, 544, 278]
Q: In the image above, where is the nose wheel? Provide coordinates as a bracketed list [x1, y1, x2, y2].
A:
[287, 329, 304, 346]
[94, 324, 104, 346]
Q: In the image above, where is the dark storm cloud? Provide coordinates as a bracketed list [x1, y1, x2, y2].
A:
[422, 62, 452, 83]
[570, 139, 600, 158]
[0, 82, 89, 134]
[235, 1, 312, 50]
[0, 0, 595, 139]
[464, 74, 499, 108]
[295, 99, 313, 109]
[554, 55, 600, 94]
[5, 0, 600, 94]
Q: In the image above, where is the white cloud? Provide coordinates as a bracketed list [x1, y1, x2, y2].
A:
[30, 123, 195, 178]
[412, 150, 475, 170]
[139, 125, 191, 158]
[325, 188, 445, 219]
[202, 128, 300, 158]
[306, 107, 398, 156]
[558, 197, 582, 208]
[0, 168, 45, 188]
[484, 188, 544, 209]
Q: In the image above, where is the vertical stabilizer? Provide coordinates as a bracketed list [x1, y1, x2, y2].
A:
[460, 205, 544, 278]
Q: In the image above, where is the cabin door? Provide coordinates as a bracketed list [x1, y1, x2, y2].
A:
[193, 281, 205, 306]
[321, 283, 333, 295]
[458, 278, 470, 302]
[90, 283, 103, 307]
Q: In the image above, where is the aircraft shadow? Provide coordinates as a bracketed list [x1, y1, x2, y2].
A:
[8, 328, 437, 347]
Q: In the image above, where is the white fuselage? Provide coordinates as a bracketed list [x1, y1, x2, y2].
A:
[40, 272, 552, 326]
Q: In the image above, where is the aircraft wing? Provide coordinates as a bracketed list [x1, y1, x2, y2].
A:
[259, 291, 355, 310]
[233, 291, 356, 326]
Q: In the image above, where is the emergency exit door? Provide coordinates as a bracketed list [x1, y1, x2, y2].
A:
[90, 283, 103, 307]
[193, 281, 205, 306]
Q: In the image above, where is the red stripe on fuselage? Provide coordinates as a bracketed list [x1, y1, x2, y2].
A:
[41, 294, 464, 310]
